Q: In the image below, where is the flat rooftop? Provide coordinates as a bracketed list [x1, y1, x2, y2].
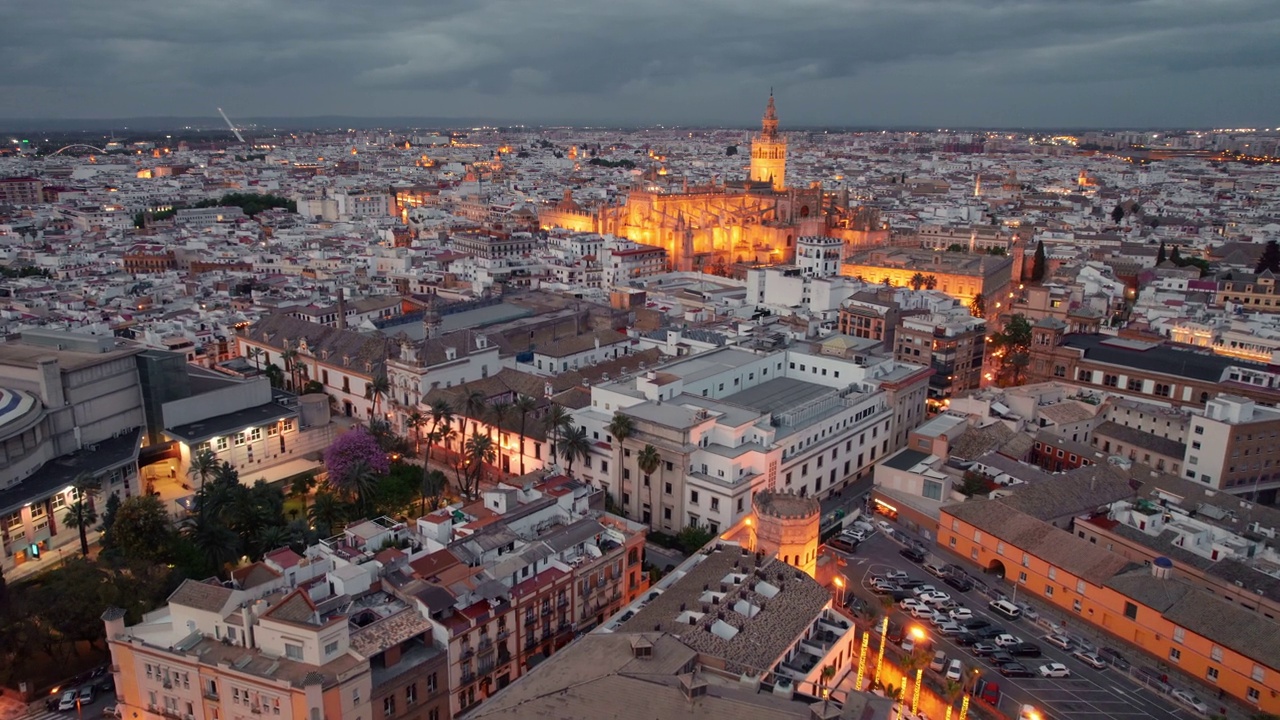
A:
[659, 348, 764, 384]
[722, 377, 834, 416]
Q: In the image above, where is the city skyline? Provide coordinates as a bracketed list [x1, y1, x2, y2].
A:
[3, 0, 1279, 128]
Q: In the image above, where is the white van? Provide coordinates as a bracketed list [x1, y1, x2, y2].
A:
[989, 599, 1023, 620]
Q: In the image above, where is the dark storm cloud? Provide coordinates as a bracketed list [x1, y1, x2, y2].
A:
[3, 0, 1278, 126]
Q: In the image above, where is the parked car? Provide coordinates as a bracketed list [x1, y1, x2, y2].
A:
[1043, 634, 1073, 651]
[889, 589, 913, 602]
[876, 520, 894, 534]
[961, 618, 993, 631]
[102, 707, 121, 720]
[1171, 689, 1210, 715]
[898, 579, 926, 591]
[827, 537, 857, 553]
[899, 547, 926, 563]
[949, 607, 974, 622]
[78, 685, 96, 705]
[999, 663, 1036, 678]
[1073, 651, 1107, 669]
[1038, 662, 1071, 678]
[930, 651, 948, 673]
[973, 626, 1006, 639]
[935, 621, 964, 636]
[970, 643, 1000, 657]
[919, 590, 951, 606]
[57, 691, 77, 711]
[1014, 601, 1040, 621]
[953, 632, 982, 647]
[871, 577, 897, 590]
[900, 636, 916, 653]
[900, 598, 928, 612]
[944, 574, 974, 592]
[883, 569, 909, 581]
[843, 530, 868, 543]
[911, 584, 939, 597]
[1098, 646, 1131, 670]
[973, 677, 1001, 705]
[1009, 642, 1042, 658]
[989, 652, 1017, 667]
[992, 634, 1022, 648]
[924, 560, 950, 578]
[945, 659, 963, 681]
[988, 599, 1022, 620]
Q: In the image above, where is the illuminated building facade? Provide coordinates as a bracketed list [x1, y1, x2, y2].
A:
[540, 95, 889, 274]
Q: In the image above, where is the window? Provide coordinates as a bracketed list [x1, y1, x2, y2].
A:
[234, 431, 246, 447]
[1194, 425, 1204, 435]
[405, 684, 417, 705]
[1253, 665, 1265, 682]
[1045, 585, 1054, 596]
[1123, 602, 1138, 619]
[353, 689, 361, 705]
[1206, 667, 1219, 682]
[1173, 627, 1185, 644]
[663, 507, 671, 521]
[383, 696, 396, 717]
[996, 542, 1005, 556]
[285, 643, 303, 660]
[664, 482, 672, 495]
[1127, 377, 1143, 392]
[1154, 383, 1172, 398]
[710, 497, 719, 512]
[1211, 645, 1223, 662]
[1076, 579, 1085, 594]
[690, 491, 699, 505]
[215, 436, 228, 451]
[1248, 687, 1261, 703]
[922, 480, 942, 500]
[249, 426, 262, 442]
[427, 672, 438, 693]
[1018, 571, 1027, 583]
[1168, 647, 1181, 662]
[1048, 567, 1057, 581]
[1103, 373, 1119, 387]
[324, 640, 339, 656]
[1072, 599, 1082, 613]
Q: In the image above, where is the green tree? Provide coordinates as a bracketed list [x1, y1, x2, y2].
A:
[264, 363, 285, 389]
[725, 145, 738, 156]
[923, 275, 938, 290]
[676, 524, 715, 553]
[188, 448, 219, 493]
[289, 472, 318, 516]
[464, 390, 489, 437]
[909, 272, 926, 291]
[425, 398, 454, 464]
[405, 410, 425, 455]
[184, 517, 240, 575]
[62, 472, 101, 557]
[545, 403, 573, 465]
[637, 444, 661, 481]
[1256, 240, 1280, 274]
[420, 469, 449, 515]
[462, 432, 497, 498]
[958, 470, 990, 497]
[1111, 204, 1125, 224]
[98, 493, 122, 551]
[513, 394, 538, 476]
[969, 292, 986, 319]
[488, 401, 513, 443]
[1170, 246, 1183, 265]
[1031, 241, 1047, 282]
[990, 314, 1033, 386]
[309, 489, 347, 536]
[557, 425, 590, 478]
[110, 495, 174, 563]
[1157, 241, 1167, 265]
[366, 373, 390, 420]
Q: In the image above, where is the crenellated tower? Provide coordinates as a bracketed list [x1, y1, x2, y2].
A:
[750, 91, 787, 191]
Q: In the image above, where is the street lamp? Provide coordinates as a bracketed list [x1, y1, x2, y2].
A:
[833, 576, 845, 607]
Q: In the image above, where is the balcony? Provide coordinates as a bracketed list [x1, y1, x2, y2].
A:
[540, 606, 551, 616]
[478, 660, 495, 675]
[478, 637, 493, 653]
[556, 597, 569, 609]
[202, 691, 219, 701]
[461, 670, 475, 684]
[461, 645, 474, 659]
[496, 628, 510, 640]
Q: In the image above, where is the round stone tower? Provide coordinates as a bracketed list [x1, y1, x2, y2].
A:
[750, 491, 820, 577]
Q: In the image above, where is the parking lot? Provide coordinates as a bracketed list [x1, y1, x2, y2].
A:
[839, 524, 1193, 720]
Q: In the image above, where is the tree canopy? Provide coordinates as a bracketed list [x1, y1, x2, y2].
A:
[990, 314, 1033, 386]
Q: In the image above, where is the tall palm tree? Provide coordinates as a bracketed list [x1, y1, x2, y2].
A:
[557, 425, 590, 478]
[462, 433, 497, 499]
[513, 394, 538, 475]
[280, 346, 299, 392]
[637, 444, 661, 482]
[340, 459, 381, 518]
[464, 390, 488, 437]
[924, 274, 938, 290]
[488, 401, 512, 440]
[425, 398, 454, 463]
[544, 403, 572, 465]
[62, 471, 101, 557]
[420, 469, 448, 515]
[405, 410, 425, 455]
[607, 412, 634, 501]
[184, 517, 240, 575]
[366, 373, 390, 420]
[188, 448, 219, 493]
[820, 664, 837, 713]
[909, 272, 926, 291]
[247, 346, 263, 371]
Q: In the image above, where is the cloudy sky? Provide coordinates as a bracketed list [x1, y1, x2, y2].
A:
[4, 0, 1279, 127]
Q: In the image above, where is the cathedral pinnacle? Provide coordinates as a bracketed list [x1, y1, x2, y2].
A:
[762, 92, 778, 138]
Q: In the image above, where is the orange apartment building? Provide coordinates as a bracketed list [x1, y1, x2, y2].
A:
[938, 500, 1280, 714]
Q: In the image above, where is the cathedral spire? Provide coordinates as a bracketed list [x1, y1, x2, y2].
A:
[762, 91, 778, 138]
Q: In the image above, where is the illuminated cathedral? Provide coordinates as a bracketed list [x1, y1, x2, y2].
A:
[540, 94, 887, 272]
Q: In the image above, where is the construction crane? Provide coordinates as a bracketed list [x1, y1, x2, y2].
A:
[217, 107, 246, 143]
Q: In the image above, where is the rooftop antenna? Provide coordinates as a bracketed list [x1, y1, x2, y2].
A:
[218, 107, 246, 144]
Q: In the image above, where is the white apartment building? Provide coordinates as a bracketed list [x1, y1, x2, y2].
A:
[571, 345, 930, 533]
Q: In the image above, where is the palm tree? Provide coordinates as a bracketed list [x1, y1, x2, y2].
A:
[488, 400, 512, 440]
[909, 272, 926, 291]
[341, 459, 382, 517]
[463, 433, 497, 498]
[188, 448, 219, 493]
[513, 394, 538, 475]
[405, 411, 425, 455]
[420, 469, 448, 515]
[254, 524, 298, 558]
[264, 362, 284, 389]
[309, 490, 346, 536]
[425, 398, 454, 462]
[557, 425, 590, 478]
[247, 346, 263, 371]
[289, 472, 317, 516]
[637, 444, 661, 486]
[184, 517, 240, 575]
[281, 346, 299, 392]
[544, 403, 572, 465]
[366, 373, 390, 420]
[62, 471, 101, 557]
[923, 274, 938, 290]
[464, 390, 488, 437]
[820, 664, 837, 712]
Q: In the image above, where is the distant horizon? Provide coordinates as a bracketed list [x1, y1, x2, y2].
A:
[1, 114, 1269, 135]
